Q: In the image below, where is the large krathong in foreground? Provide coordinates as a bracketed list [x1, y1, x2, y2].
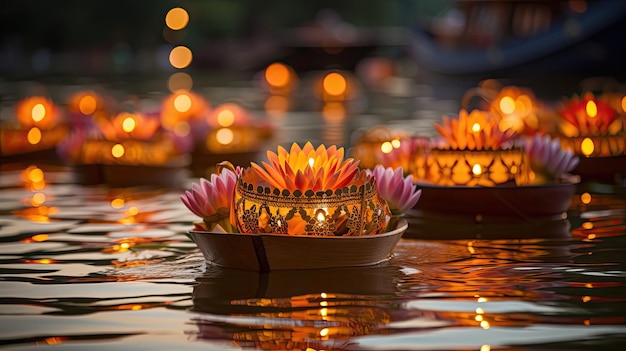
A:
[181, 142, 420, 270]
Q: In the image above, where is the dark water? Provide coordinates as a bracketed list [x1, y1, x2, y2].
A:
[1, 73, 626, 350]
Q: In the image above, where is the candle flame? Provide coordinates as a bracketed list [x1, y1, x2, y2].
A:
[586, 100, 598, 118]
[472, 164, 482, 175]
[31, 103, 46, 122]
[122, 116, 136, 133]
[173, 93, 192, 113]
[380, 141, 393, 154]
[112, 144, 125, 158]
[308, 157, 315, 168]
[581, 137, 594, 156]
[217, 109, 235, 127]
[499, 96, 515, 115]
[27, 127, 42, 144]
[316, 209, 326, 222]
[471, 122, 481, 132]
[216, 128, 234, 145]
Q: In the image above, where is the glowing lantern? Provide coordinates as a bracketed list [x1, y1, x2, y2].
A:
[557, 92, 625, 157]
[263, 62, 297, 94]
[314, 70, 358, 102]
[488, 86, 541, 135]
[427, 109, 530, 186]
[160, 90, 210, 132]
[0, 96, 68, 155]
[97, 112, 160, 141]
[16, 96, 59, 129]
[350, 125, 412, 169]
[233, 143, 391, 236]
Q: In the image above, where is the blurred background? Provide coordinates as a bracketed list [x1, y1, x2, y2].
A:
[1, 0, 625, 82]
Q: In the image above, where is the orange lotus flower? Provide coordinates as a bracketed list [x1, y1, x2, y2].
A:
[557, 92, 621, 137]
[96, 112, 160, 141]
[16, 96, 60, 129]
[434, 109, 515, 150]
[251, 142, 360, 192]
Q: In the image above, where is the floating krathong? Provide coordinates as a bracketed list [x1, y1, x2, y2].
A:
[59, 109, 190, 187]
[367, 108, 579, 222]
[183, 142, 419, 270]
[1, 96, 68, 160]
[555, 92, 626, 182]
[190, 102, 274, 177]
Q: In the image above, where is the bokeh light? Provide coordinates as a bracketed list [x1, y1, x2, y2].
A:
[323, 72, 347, 96]
[165, 8, 189, 30]
[168, 72, 193, 92]
[169, 46, 192, 69]
[27, 127, 42, 144]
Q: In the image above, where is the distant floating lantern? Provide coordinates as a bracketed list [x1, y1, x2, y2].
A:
[488, 86, 544, 135]
[407, 109, 578, 222]
[66, 90, 109, 127]
[1, 96, 67, 157]
[557, 92, 624, 157]
[262, 62, 297, 94]
[426, 109, 530, 187]
[160, 90, 210, 135]
[350, 125, 412, 170]
[314, 70, 359, 103]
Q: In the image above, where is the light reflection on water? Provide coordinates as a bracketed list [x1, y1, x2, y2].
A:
[1, 167, 626, 350]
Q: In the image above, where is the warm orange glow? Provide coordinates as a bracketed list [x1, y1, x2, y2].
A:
[480, 345, 491, 351]
[111, 198, 125, 208]
[173, 93, 192, 112]
[217, 109, 235, 127]
[265, 62, 290, 88]
[581, 137, 594, 156]
[477, 297, 488, 303]
[471, 122, 481, 132]
[585, 100, 598, 118]
[28, 167, 44, 182]
[127, 207, 139, 216]
[316, 209, 327, 222]
[169, 46, 192, 69]
[587, 233, 597, 240]
[31, 193, 46, 206]
[580, 192, 592, 204]
[121, 116, 136, 133]
[173, 121, 190, 137]
[112, 144, 125, 158]
[31, 103, 46, 122]
[621, 96, 626, 114]
[391, 138, 401, 148]
[319, 328, 329, 337]
[167, 72, 193, 92]
[480, 320, 491, 329]
[582, 221, 593, 229]
[100, 112, 160, 140]
[321, 102, 345, 121]
[31, 234, 49, 242]
[165, 7, 189, 30]
[264, 95, 288, 117]
[27, 127, 42, 145]
[582, 296, 591, 302]
[323, 72, 347, 96]
[499, 96, 515, 114]
[472, 164, 482, 175]
[308, 157, 315, 168]
[17, 97, 58, 128]
[78, 95, 97, 115]
[380, 141, 393, 154]
[216, 128, 234, 145]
